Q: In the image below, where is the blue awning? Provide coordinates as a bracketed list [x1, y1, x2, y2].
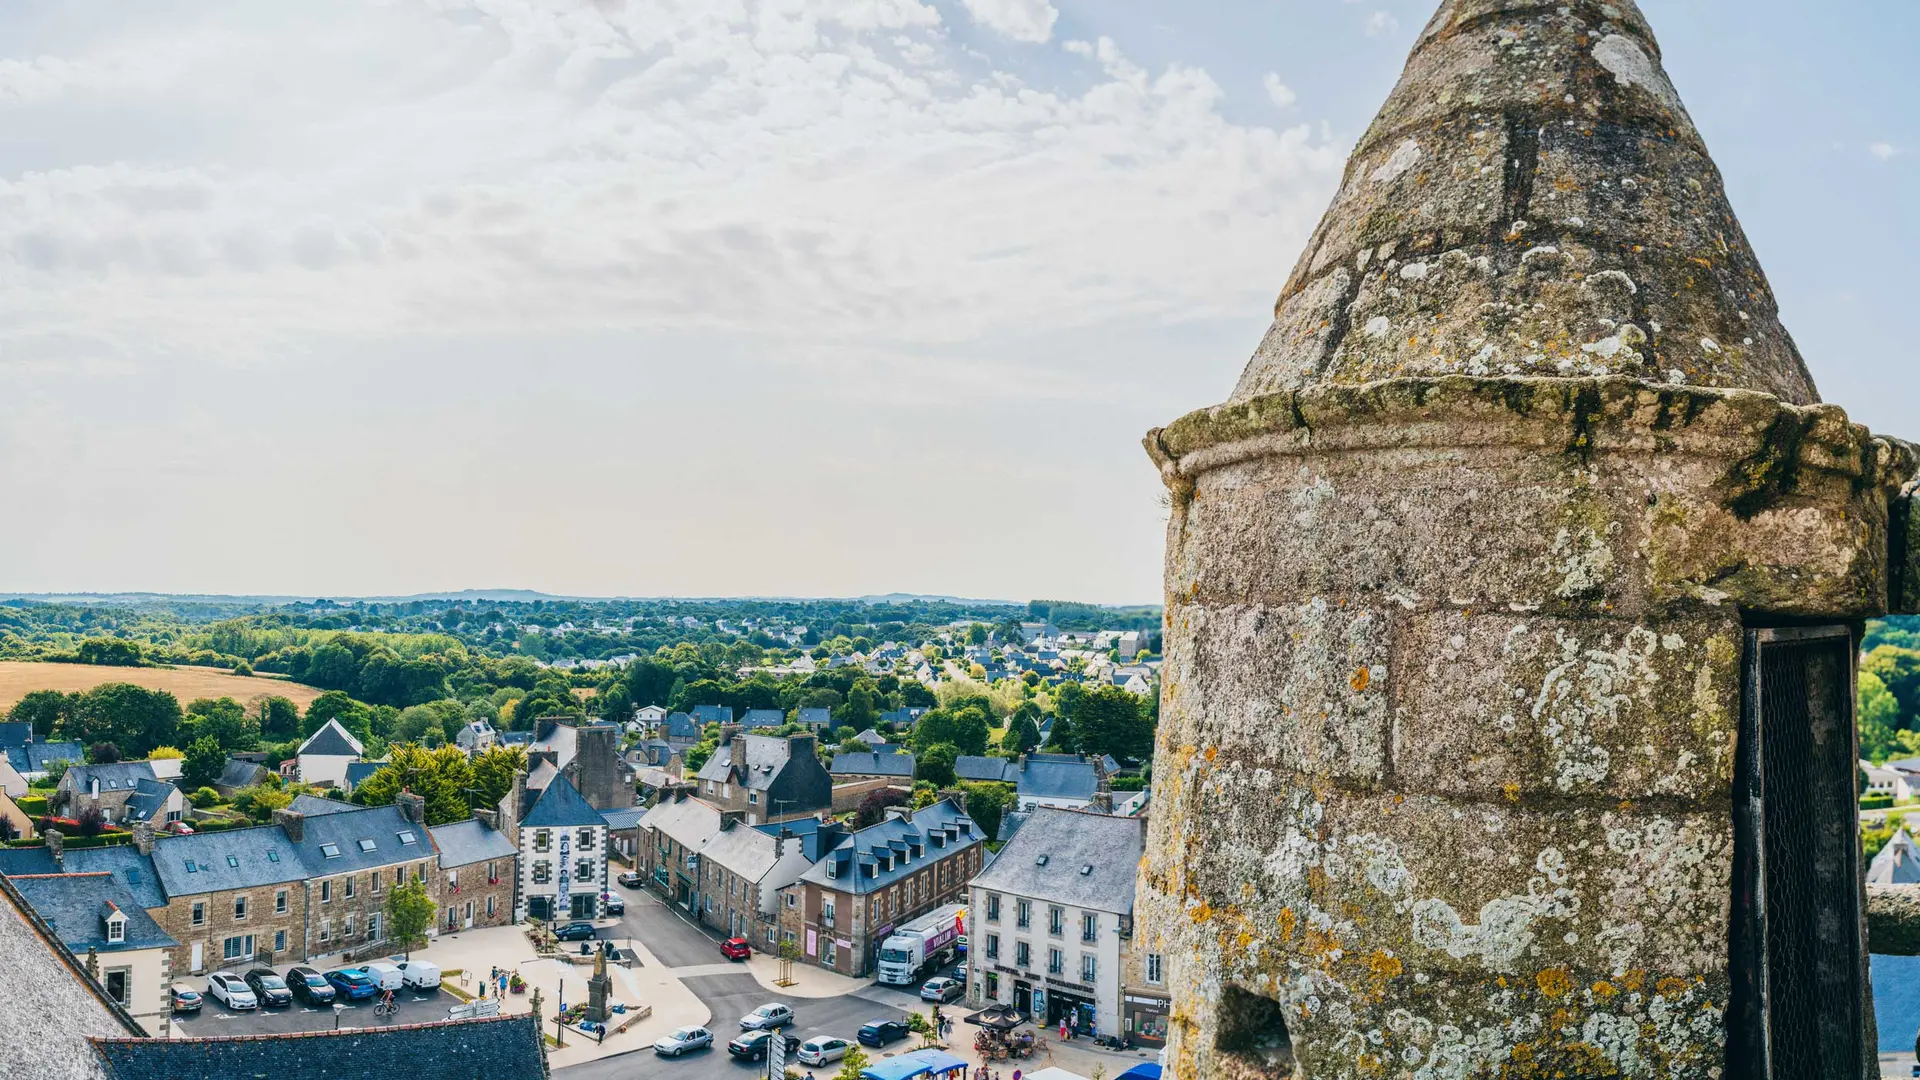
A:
[1115, 1065, 1161, 1080]
[860, 1048, 969, 1080]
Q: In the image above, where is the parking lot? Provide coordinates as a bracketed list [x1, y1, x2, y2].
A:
[174, 981, 458, 1035]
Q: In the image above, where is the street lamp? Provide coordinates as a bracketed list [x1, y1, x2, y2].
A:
[332, 1003, 346, 1030]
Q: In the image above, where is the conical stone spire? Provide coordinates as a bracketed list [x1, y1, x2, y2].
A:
[1233, 0, 1819, 405]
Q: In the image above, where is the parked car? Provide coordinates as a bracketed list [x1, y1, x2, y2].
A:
[653, 1026, 713, 1057]
[617, 870, 644, 887]
[357, 962, 405, 991]
[397, 960, 442, 990]
[285, 966, 336, 1005]
[243, 968, 293, 1008]
[796, 1036, 851, 1066]
[602, 893, 625, 916]
[324, 968, 379, 1000]
[554, 921, 598, 942]
[920, 976, 964, 1003]
[720, 937, 751, 961]
[206, 972, 258, 1010]
[738, 1003, 794, 1030]
[857, 1019, 909, 1047]
[169, 983, 203, 1014]
[165, 821, 195, 835]
[727, 1030, 800, 1062]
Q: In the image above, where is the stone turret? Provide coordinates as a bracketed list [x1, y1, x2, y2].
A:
[1141, 3, 1917, 1079]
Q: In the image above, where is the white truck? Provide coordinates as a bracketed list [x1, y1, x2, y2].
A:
[876, 904, 966, 986]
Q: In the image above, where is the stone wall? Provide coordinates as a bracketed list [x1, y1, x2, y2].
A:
[831, 778, 903, 813]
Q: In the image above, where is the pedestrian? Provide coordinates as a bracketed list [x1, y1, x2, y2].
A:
[1060, 1017, 1068, 1040]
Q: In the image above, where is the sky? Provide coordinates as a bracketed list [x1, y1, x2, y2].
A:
[0, 0, 1911, 604]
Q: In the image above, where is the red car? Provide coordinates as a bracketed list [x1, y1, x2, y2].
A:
[721, 937, 751, 961]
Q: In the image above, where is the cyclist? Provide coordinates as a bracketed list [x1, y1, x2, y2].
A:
[378, 988, 397, 1016]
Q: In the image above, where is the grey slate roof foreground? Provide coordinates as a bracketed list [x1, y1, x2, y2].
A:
[970, 806, 1145, 916]
[0, 847, 167, 911]
[89, 1015, 550, 1080]
[429, 818, 516, 870]
[11, 872, 177, 952]
[1014, 755, 1099, 802]
[215, 757, 267, 790]
[954, 755, 1016, 783]
[800, 798, 979, 895]
[8, 741, 84, 774]
[151, 804, 430, 896]
[696, 734, 806, 790]
[66, 761, 159, 793]
[121, 778, 175, 823]
[289, 793, 357, 816]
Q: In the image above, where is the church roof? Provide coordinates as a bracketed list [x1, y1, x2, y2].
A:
[1232, 0, 1819, 407]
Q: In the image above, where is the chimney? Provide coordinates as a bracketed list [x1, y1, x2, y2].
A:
[273, 808, 306, 843]
[471, 808, 499, 831]
[1092, 791, 1114, 815]
[720, 810, 744, 831]
[131, 821, 156, 856]
[511, 769, 528, 821]
[729, 732, 748, 781]
[45, 829, 63, 871]
[395, 790, 427, 826]
[787, 732, 818, 763]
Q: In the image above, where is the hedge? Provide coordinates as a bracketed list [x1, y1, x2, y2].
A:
[1863, 793, 1895, 810]
[14, 795, 48, 815]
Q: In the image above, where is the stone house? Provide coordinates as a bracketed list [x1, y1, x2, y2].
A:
[965, 808, 1163, 1045]
[635, 792, 814, 947]
[779, 797, 983, 977]
[636, 792, 722, 912]
[828, 751, 916, 784]
[295, 720, 364, 789]
[694, 731, 832, 826]
[211, 756, 269, 798]
[503, 772, 609, 922]
[57, 762, 175, 825]
[11, 871, 177, 1036]
[455, 719, 498, 753]
[429, 811, 517, 934]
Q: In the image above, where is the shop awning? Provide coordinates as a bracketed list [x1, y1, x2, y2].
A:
[1114, 1064, 1162, 1080]
[859, 1048, 970, 1080]
[963, 1003, 1030, 1031]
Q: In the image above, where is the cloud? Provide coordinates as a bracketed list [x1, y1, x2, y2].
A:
[957, 0, 1058, 43]
[1870, 141, 1899, 161]
[1365, 11, 1400, 36]
[1263, 73, 1297, 110]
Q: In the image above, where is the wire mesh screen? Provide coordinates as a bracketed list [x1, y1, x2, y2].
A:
[1730, 628, 1863, 1080]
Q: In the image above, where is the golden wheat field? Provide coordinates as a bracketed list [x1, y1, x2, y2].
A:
[0, 661, 327, 712]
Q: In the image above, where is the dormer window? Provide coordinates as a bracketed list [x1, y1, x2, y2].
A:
[826, 861, 838, 880]
[105, 916, 124, 944]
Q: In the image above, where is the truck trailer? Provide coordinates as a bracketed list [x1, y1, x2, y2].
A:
[876, 904, 966, 986]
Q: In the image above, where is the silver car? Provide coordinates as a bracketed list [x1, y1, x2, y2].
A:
[739, 1003, 794, 1030]
[654, 1026, 713, 1056]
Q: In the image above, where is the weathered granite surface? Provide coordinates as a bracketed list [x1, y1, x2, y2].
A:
[1140, 2, 1915, 1077]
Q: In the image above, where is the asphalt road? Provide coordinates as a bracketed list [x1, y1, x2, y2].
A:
[174, 981, 457, 1035]
[556, 887, 917, 1080]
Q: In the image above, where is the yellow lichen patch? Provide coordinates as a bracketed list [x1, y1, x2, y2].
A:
[1591, 980, 1616, 1001]
[1276, 907, 1298, 942]
[1350, 665, 1372, 692]
[1203, 746, 1218, 762]
[1365, 950, 1402, 998]
[1619, 969, 1645, 992]
[1502, 781, 1522, 803]
[1655, 976, 1690, 998]
[1535, 967, 1574, 999]
[1190, 900, 1216, 923]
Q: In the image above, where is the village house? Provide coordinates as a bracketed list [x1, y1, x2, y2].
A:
[695, 731, 832, 826]
[965, 807, 1164, 1045]
[0, 722, 84, 782]
[635, 792, 818, 947]
[455, 718, 498, 753]
[295, 719, 365, 789]
[211, 756, 269, 798]
[429, 811, 517, 934]
[57, 762, 185, 827]
[502, 771, 609, 922]
[779, 797, 984, 977]
[828, 751, 916, 785]
[11, 871, 177, 1035]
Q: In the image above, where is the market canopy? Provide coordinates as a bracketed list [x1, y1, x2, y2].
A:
[1115, 1065, 1161, 1080]
[963, 1003, 1029, 1031]
[860, 1048, 969, 1080]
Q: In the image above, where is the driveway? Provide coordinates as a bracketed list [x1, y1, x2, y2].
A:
[174, 983, 455, 1036]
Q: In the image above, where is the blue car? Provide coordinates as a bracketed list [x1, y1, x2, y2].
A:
[324, 968, 379, 1000]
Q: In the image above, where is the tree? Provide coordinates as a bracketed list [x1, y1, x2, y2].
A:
[1002, 713, 1041, 754]
[833, 683, 879, 733]
[854, 788, 909, 828]
[833, 1046, 871, 1080]
[9, 690, 76, 741]
[87, 742, 122, 763]
[148, 745, 184, 761]
[185, 697, 260, 753]
[961, 782, 1012, 842]
[184, 736, 226, 790]
[70, 684, 182, 758]
[470, 745, 529, 812]
[74, 805, 106, 837]
[233, 784, 293, 822]
[304, 691, 374, 742]
[252, 696, 301, 741]
[352, 744, 473, 825]
[75, 638, 143, 666]
[917, 743, 958, 787]
[384, 879, 437, 958]
[1070, 686, 1153, 761]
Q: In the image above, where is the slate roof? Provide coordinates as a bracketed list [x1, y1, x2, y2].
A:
[216, 757, 268, 790]
[289, 793, 357, 816]
[0, 722, 30, 748]
[830, 752, 916, 779]
[67, 761, 159, 795]
[599, 806, 646, 832]
[700, 820, 786, 883]
[499, 731, 535, 747]
[1014, 754, 1100, 802]
[997, 810, 1030, 843]
[796, 708, 833, 729]
[152, 804, 432, 897]
[344, 761, 382, 790]
[298, 719, 364, 758]
[695, 734, 808, 791]
[955, 756, 1016, 783]
[638, 795, 722, 851]
[430, 818, 516, 870]
[691, 705, 734, 725]
[663, 713, 701, 739]
[11, 873, 177, 952]
[0, 874, 142, 1078]
[8, 741, 84, 775]
[742, 708, 786, 728]
[0, 847, 168, 911]
[121, 778, 176, 823]
[89, 1014, 548, 1080]
[1871, 827, 1920, 886]
[751, 817, 849, 862]
[854, 729, 888, 747]
[970, 807, 1144, 916]
[521, 773, 604, 829]
[799, 798, 979, 895]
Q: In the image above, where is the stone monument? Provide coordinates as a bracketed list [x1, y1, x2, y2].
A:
[586, 944, 612, 1024]
[1139, 1, 1918, 1078]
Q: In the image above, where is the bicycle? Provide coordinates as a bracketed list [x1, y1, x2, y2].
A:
[374, 994, 398, 1019]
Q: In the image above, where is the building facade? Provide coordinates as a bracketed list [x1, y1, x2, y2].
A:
[429, 812, 517, 934]
[966, 808, 1161, 1045]
[695, 732, 832, 826]
[509, 773, 609, 922]
[779, 798, 983, 977]
[11, 871, 177, 1036]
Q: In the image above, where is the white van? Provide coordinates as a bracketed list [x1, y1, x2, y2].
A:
[359, 962, 405, 992]
[398, 960, 442, 990]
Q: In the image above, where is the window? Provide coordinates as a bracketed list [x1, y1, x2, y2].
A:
[1048, 947, 1063, 975]
[398, 830, 417, 846]
[319, 919, 332, 942]
[486, 895, 496, 917]
[1081, 954, 1096, 982]
[226, 855, 239, 868]
[1146, 953, 1163, 985]
[105, 970, 128, 1004]
[320, 881, 332, 903]
[371, 870, 382, 894]
[1083, 912, 1099, 943]
[575, 859, 594, 882]
[576, 829, 596, 850]
[786, 893, 796, 909]
[233, 895, 247, 920]
[223, 935, 254, 962]
[267, 851, 279, 863]
[1016, 900, 1031, 929]
[275, 930, 287, 953]
[532, 861, 552, 885]
[320, 843, 342, 859]
[1015, 942, 1030, 968]
[345, 876, 356, 900]
[823, 899, 836, 928]
[1049, 906, 1063, 936]
[191, 902, 205, 927]
[486, 861, 497, 882]
[534, 830, 552, 853]
[367, 914, 380, 939]
[106, 919, 124, 944]
[822, 938, 837, 967]
[748, 793, 758, 804]
[419, 862, 429, 883]
[357, 838, 376, 853]
[275, 889, 288, 915]
[987, 894, 1000, 922]
[985, 934, 999, 960]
